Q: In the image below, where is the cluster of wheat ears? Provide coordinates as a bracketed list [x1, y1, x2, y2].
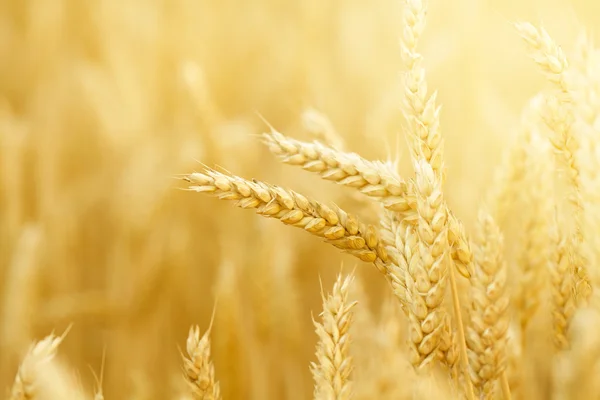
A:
[6, 0, 600, 399]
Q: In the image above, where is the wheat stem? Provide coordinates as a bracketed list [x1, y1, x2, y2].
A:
[449, 259, 476, 400]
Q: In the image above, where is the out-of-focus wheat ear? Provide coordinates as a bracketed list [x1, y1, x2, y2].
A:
[300, 109, 381, 214]
[9, 326, 72, 400]
[553, 308, 600, 398]
[355, 293, 413, 400]
[182, 169, 392, 283]
[515, 128, 551, 344]
[311, 272, 357, 400]
[549, 211, 576, 351]
[348, 273, 378, 389]
[514, 22, 570, 92]
[302, 108, 346, 150]
[182, 306, 221, 400]
[400, 0, 445, 182]
[1, 225, 43, 360]
[466, 211, 510, 399]
[438, 315, 458, 383]
[517, 22, 592, 304]
[539, 93, 591, 305]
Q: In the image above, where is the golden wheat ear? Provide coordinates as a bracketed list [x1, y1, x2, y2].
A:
[261, 128, 415, 214]
[182, 305, 221, 400]
[311, 272, 357, 400]
[9, 325, 72, 400]
[466, 210, 511, 399]
[183, 168, 392, 271]
[259, 128, 472, 278]
[516, 21, 591, 303]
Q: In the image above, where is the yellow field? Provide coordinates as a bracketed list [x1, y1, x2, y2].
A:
[2, 0, 600, 399]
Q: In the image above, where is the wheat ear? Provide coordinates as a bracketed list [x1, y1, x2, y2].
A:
[381, 208, 411, 312]
[302, 108, 346, 151]
[550, 213, 577, 351]
[262, 130, 472, 279]
[311, 272, 357, 400]
[182, 307, 221, 400]
[9, 327, 71, 400]
[516, 21, 591, 304]
[405, 160, 449, 370]
[466, 211, 510, 399]
[515, 127, 551, 341]
[262, 130, 415, 214]
[183, 169, 393, 275]
[400, 0, 444, 181]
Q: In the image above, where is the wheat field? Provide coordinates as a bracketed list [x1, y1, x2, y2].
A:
[2, 0, 600, 399]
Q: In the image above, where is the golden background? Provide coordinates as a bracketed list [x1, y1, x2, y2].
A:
[1, 0, 599, 398]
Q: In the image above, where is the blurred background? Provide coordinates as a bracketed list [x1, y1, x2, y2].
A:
[1, 0, 599, 398]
